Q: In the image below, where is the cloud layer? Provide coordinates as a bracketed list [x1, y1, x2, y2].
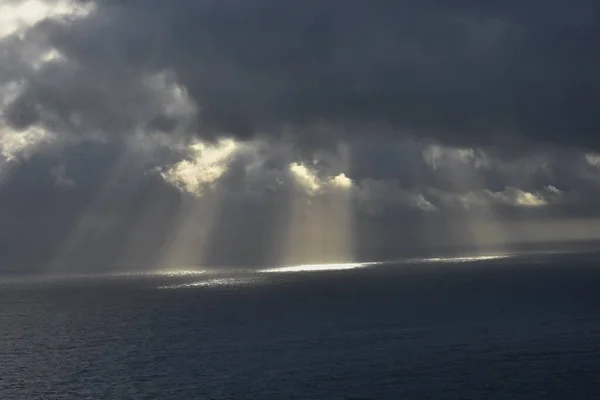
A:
[2, 0, 600, 147]
[1, 0, 600, 271]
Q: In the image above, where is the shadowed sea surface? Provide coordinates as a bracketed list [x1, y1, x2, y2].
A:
[1, 252, 600, 399]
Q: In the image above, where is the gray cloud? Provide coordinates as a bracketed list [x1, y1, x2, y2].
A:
[1, 1, 600, 272]
[0, 138, 599, 271]
[1, 0, 598, 149]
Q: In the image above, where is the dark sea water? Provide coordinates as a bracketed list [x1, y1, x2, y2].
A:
[2, 253, 600, 399]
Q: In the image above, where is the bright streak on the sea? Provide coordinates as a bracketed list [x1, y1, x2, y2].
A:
[141, 269, 209, 277]
[259, 262, 381, 273]
[159, 277, 262, 290]
[416, 254, 512, 264]
[0, 269, 211, 285]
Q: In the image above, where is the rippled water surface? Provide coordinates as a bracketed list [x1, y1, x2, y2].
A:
[2, 254, 600, 399]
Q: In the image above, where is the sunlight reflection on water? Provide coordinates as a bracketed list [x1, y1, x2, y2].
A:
[259, 262, 383, 273]
[158, 276, 264, 290]
[414, 254, 512, 264]
[0, 254, 519, 289]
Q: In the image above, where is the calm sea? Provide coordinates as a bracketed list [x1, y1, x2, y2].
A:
[1, 252, 600, 399]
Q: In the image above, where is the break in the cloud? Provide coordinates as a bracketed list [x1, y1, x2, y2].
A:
[0, 0, 95, 39]
[0, 0, 600, 270]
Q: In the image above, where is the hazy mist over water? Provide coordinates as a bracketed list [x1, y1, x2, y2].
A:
[2, 252, 600, 399]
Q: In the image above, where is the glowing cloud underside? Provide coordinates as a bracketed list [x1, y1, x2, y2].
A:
[1, 81, 55, 162]
[289, 162, 322, 193]
[0, 126, 55, 161]
[0, 0, 96, 39]
[330, 173, 353, 189]
[161, 138, 238, 195]
[0, 1, 94, 166]
[513, 191, 547, 207]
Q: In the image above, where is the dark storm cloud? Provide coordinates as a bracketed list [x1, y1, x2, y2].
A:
[3, 0, 600, 273]
[3, 0, 599, 149]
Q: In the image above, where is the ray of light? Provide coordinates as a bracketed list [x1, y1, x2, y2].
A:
[0, 157, 16, 189]
[152, 191, 223, 272]
[112, 179, 182, 272]
[151, 139, 240, 272]
[48, 150, 134, 273]
[423, 145, 510, 255]
[279, 143, 356, 266]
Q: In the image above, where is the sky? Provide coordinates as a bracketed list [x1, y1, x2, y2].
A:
[0, 0, 599, 273]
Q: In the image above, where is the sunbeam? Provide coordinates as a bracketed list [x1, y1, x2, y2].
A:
[153, 191, 224, 272]
[153, 138, 240, 272]
[423, 145, 510, 255]
[279, 144, 356, 266]
[48, 150, 134, 273]
[0, 157, 15, 189]
[112, 175, 182, 272]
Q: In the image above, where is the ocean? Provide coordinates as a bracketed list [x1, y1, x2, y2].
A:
[1, 252, 600, 399]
